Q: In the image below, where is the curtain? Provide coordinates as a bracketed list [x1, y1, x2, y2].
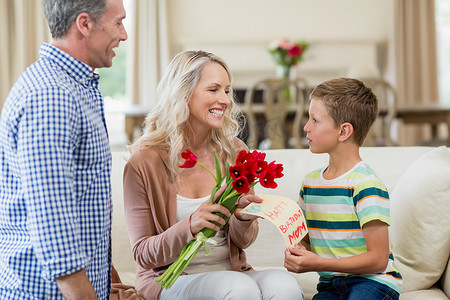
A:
[127, 0, 170, 110]
[394, 0, 440, 145]
[0, 0, 50, 113]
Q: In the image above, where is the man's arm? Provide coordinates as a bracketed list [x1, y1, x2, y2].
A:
[55, 269, 97, 300]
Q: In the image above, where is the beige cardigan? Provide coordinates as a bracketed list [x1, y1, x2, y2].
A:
[123, 144, 258, 300]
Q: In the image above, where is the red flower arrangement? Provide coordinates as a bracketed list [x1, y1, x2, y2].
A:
[268, 38, 309, 69]
[157, 149, 283, 289]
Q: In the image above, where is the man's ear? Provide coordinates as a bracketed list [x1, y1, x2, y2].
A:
[338, 122, 354, 142]
[74, 12, 94, 37]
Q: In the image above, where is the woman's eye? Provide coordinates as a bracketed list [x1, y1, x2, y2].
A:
[225, 90, 230, 94]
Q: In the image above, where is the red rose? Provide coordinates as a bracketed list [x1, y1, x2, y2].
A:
[250, 150, 266, 162]
[259, 169, 278, 189]
[229, 164, 247, 179]
[288, 45, 302, 58]
[236, 150, 254, 165]
[230, 162, 257, 185]
[268, 161, 284, 178]
[179, 149, 198, 168]
[254, 160, 268, 177]
[232, 175, 250, 194]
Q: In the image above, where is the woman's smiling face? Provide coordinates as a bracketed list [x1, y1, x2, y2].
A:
[188, 62, 231, 132]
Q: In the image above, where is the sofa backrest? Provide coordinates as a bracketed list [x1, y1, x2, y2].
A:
[110, 146, 439, 284]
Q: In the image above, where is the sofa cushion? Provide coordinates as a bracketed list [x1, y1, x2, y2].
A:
[400, 286, 450, 300]
[389, 146, 450, 293]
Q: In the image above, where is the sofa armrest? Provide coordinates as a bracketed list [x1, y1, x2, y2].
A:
[439, 261, 450, 299]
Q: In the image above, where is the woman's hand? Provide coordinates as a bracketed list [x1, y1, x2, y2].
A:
[189, 185, 231, 235]
[234, 194, 263, 221]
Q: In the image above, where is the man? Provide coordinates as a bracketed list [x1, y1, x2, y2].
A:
[0, 0, 127, 298]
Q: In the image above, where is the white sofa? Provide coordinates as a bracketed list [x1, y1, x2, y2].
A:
[111, 146, 450, 300]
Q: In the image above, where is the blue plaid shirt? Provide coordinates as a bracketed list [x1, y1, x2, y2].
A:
[0, 43, 112, 299]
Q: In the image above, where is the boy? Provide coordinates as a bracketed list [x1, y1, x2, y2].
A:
[284, 78, 402, 299]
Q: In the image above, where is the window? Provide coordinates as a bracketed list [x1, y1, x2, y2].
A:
[101, 0, 133, 149]
[436, 0, 450, 104]
[98, 0, 132, 102]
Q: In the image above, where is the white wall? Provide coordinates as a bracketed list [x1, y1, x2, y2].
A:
[166, 0, 395, 88]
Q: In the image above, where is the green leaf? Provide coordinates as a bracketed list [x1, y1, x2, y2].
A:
[222, 178, 234, 201]
[213, 150, 222, 185]
[209, 186, 219, 204]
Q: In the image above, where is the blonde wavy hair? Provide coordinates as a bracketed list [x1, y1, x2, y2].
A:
[128, 50, 242, 179]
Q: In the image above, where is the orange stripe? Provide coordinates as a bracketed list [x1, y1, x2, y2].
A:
[304, 184, 355, 190]
[386, 273, 403, 280]
[356, 195, 389, 205]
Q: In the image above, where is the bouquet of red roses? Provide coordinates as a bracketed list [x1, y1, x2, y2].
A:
[157, 149, 283, 289]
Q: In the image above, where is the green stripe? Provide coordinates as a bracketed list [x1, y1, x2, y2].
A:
[311, 237, 366, 248]
[307, 219, 361, 230]
[359, 214, 390, 227]
[306, 211, 357, 222]
[313, 245, 367, 256]
[306, 194, 354, 205]
[353, 187, 388, 206]
[355, 179, 386, 191]
[344, 171, 368, 180]
[305, 171, 321, 179]
[359, 206, 390, 219]
[387, 270, 402, 280]
[303, 186, 354, 197]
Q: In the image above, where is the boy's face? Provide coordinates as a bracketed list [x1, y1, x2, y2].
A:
[304, 98, 341, 153]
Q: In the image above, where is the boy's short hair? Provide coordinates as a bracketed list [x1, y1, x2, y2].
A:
[310, 77, 378, 146]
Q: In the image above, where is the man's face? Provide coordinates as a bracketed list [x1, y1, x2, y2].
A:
[87, 0, 127, 69]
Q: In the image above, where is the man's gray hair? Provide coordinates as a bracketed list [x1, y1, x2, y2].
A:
[43, 0, 107, 39]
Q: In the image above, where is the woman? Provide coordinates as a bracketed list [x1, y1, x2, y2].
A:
[123, 50, 304, 300]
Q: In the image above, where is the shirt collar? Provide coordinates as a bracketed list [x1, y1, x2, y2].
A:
[39, 42, 100, 88]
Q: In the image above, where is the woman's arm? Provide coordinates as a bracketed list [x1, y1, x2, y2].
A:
[285, 220, 389, 274]
[123, 156, 194, 270]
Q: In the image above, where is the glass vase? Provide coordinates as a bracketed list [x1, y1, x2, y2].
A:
[276, 65, 294, 103]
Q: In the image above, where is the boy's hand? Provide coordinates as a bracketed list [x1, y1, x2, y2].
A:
[284, 244, 322, 273]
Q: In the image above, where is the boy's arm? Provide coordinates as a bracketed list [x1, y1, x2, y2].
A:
[285, 220, 389, 274]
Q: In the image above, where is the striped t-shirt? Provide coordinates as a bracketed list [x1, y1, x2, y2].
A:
[299, 161, 402, 293]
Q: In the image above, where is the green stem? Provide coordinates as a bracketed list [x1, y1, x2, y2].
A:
[157, 242, 192, 284]
[166, 243, 200, 288]
[157, 238, 204, 289]
[196, 162, 217, 182]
